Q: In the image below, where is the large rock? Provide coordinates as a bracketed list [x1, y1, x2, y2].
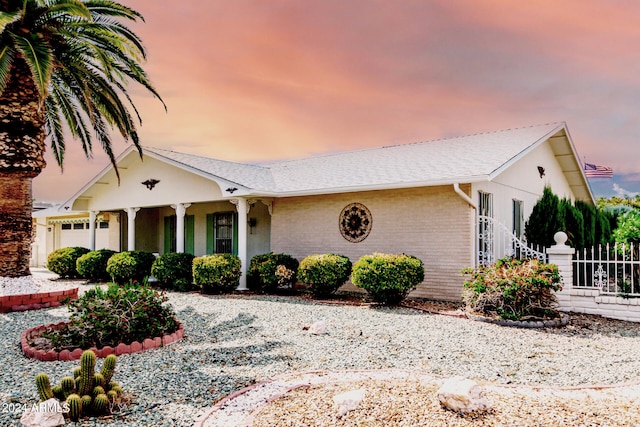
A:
[333, 388, 365, 418]
[20, 398, 65, 427]
[308, 320, 327, 335]
[436, 376, 491, 414]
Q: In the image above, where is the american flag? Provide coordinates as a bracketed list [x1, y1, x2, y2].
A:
[584, 162, 613, 178]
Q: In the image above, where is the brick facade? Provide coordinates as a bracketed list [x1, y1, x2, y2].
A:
[271, 185, 474, 301]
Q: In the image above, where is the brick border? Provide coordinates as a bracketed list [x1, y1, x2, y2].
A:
[0, 288, 78, 313]
[21, 321, 184, 361]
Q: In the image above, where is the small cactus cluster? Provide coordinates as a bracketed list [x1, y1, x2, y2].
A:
[35, 350, 124, 421]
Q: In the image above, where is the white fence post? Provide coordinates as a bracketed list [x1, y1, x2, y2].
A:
[546, 231, 575, 312]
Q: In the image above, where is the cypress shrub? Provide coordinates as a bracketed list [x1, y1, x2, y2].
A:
[575, 201, 596, 248]
[525, 186, 562, 248]
[559, 198, 584, 249]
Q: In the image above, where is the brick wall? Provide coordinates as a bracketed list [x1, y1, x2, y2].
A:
[271, 185, 474, 301]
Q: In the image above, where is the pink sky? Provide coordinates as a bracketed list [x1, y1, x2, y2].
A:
[33, 0, 640, 202]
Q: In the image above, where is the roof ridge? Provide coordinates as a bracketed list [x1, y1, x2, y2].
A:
[145, 146, 268, 170]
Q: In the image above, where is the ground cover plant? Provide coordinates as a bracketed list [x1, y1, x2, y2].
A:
[41, 282, 179, 350]
[462, 257, 562, 320]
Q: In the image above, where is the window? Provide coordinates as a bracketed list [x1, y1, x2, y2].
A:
[478, 191, 494, 266]
[215, 212, 233, 254]
[73, 223, 85, 230]
[61, 224, 72, 230]
[99, 221, 109, 229]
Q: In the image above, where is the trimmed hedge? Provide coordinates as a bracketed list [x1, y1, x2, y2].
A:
[351, 253, 425, 305]
[248, 253, 299, 292]
[46, 247, 90, 278]
[298, 254, 352, 298]
[151, 252, 195, 291]
[106, 251, 155, 285]
[193, 254, 241, 294]
[76, 249, 117, 282]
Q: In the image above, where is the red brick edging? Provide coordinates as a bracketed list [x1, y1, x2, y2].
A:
[21, 321, 184, 361]
[0, 288, 78, 313]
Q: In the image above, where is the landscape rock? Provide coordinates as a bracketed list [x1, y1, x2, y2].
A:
[436, 376, 491, 414]
[20, 398, 65, 427]
[308, 320, 327, 335]
[333, 388, 366, 418]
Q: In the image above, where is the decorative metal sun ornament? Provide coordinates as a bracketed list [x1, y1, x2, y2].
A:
[339, 202, 372, 243]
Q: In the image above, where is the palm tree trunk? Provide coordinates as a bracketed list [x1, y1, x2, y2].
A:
[0, 56, 47, 277]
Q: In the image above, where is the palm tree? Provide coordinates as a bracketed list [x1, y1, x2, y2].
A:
[0, 0, 164, 277]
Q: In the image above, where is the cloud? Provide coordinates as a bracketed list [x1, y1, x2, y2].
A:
[613, 183, 639, 198]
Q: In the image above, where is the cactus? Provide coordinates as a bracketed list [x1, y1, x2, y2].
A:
[78, 350, 96, 396]
[60, 376, 76, 399]
[93, 386, 105, 398]
[93, 393, 108, 414]
[67, 394, 82, 421]
[73, 367, 82, 379]
[35, 373, 54, 402]
[81, 394, 92, 412]
[107, 390, 118, 402]
[52, 385, 64, 401]
[100, 354, 117, 385]
[94, 373, 106, 388]
[110, 385, 123, 397]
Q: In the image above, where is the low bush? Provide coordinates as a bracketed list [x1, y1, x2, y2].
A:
[151, 252, 195, 291]
[106, 251, 155, 285]
[46, 247, 90, 278]
[43, 281, 179, 350]
[193, 254, 241, 294]
[298, 254, 352, 298]
[351, 253, 425, 305]
[461, 257, 562, 320]
[248, 253, 299, 292]
[76, 249, 117, 282]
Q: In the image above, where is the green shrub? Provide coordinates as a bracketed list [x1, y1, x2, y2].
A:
[151, 252, 195, 291]
[351, 253, 425, 305]
[42, 281, 179, 349]
[76, 249, 117, 282]
[461, 257, 562, 320]
[106, 251, 155, 284]
[46, 247, 90, 278]
[248, 253, 299, 292]
[298, 254, 352, 298]
[193, 254, 241, 294]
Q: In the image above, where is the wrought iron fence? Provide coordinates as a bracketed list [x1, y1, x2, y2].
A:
[477, 215, 547, 267]
[573, 243, 640, 296]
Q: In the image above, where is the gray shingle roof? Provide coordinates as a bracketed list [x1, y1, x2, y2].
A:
[146, 122, 566, 195]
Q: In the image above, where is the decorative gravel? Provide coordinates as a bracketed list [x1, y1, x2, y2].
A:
[1, 277, 640, 426]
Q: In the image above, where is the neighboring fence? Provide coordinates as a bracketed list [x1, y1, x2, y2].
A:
[573, 243, 640, 297]
[548, 233, 640, 322]
[477, 215, 547, 267]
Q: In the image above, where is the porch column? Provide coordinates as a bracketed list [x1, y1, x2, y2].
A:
[126, 207, 140, 251]
[546, 231, 575, 312]
[89, 211, 97, 250]
[171, 203, 191, 253]
[231, 198, 248, 291]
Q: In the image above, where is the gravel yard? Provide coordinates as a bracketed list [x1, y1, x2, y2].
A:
[2, 279, 640, 426]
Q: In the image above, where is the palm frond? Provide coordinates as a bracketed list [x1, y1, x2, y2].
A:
[83, 0, 144, 22]
[0, 10, 23, 34]
[44, 95, 66, 168]
[13, 33, 52, 98]
[0, 46, 15, 94]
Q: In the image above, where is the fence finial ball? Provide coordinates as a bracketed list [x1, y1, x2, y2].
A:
[554, 231, 568, 245]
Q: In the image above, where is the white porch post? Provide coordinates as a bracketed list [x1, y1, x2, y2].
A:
[171, 203, 191, 253]
[89, 211, 97, 250]
[126, 207, 140, 251]
[231, 198, 248, 291]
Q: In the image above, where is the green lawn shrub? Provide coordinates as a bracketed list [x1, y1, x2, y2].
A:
[193, 254, 241, 294]
[247, 253, 299, 292]
[151, 252, 195, 291]
[42, 282, 179, 350]
[298, 254, 352, 298]
[106, 251, 155, 285]
[76, 249, 117, 282]
[461, 257, 562, 320]
[351, 253, 425, 305]
[46, 247, 90, 278]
